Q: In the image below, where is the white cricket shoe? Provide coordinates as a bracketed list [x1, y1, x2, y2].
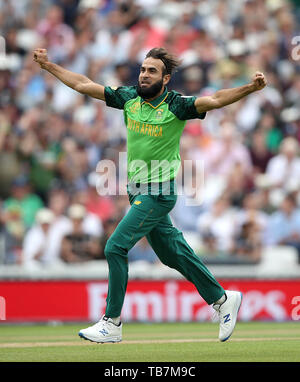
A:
[213, 290, 242, 342]
[78, 315, 122, 343]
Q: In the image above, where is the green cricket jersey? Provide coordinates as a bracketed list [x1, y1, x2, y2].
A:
[104, 86, 206, 184]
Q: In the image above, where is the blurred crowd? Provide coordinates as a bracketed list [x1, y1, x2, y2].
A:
[0, 0, 300, 267]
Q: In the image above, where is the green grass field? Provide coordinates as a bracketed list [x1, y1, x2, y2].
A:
[0, 321, 299, 362]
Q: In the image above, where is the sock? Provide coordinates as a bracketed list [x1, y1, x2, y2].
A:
[104, 315, 121, 326]
[214, 293, 227, 305]
[111, 317, 121, 326]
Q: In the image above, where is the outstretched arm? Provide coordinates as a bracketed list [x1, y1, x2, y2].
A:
[33, 48, 105, 101]
[194, 72, 267, 113]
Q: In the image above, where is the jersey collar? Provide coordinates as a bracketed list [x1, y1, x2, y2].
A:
[140, 87, 168, 109]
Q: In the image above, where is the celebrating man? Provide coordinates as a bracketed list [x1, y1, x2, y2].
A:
[34, 47, 266, 342]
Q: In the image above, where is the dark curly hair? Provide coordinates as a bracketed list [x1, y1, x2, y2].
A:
[145, 47, 181, 76]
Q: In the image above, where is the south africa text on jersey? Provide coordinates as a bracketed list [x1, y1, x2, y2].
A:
[127, 117, 163, 137]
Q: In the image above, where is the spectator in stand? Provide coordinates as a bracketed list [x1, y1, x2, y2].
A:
[17, 116, 63, 201]
[236, 192, 269, 236]
[68, 197, 103, 237]
[196, 194, 237, 255]
[41, 188, 72, 265]
[225, 162, 254, 208]
[0, 114, 23, 198]
[256, 111, 283, 154]
[264, 194, 300, 263]
[84, 171, 117, 225]
[249, 128, 274, 175]
[56, 136, 90, 195]
[231, 221, 262, 263]
[231, 191, 268, 262]
[0, 203, 24, 264]
[195, 119, 254, 209]
[265, 137, 300, 191]
[3, 175, 44, 229]
[22, 207, 55, 266]
[204, 118, 253, 179]
[60, 203, 103, 263]
[254, 174, 277, 215]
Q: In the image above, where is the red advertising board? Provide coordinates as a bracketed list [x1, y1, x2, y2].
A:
[0, 279, 300, 322]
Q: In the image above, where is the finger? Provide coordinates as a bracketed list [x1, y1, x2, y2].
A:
[255, 78, 263, 85]
[258, 79, 266, 87]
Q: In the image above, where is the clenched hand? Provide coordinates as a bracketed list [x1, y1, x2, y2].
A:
[33, 48, 48, 68]
[252, 72, 267, 91]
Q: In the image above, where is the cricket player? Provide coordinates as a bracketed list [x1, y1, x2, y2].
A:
[34, 47, 266, 342]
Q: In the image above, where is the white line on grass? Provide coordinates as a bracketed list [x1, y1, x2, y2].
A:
[0, 337, 299, 348]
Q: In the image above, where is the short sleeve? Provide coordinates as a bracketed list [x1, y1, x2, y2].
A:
[168, 93, 206, 121]
[104, 86, 138, 110]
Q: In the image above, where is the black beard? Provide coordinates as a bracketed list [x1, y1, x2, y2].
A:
[137, 79, 164, 100]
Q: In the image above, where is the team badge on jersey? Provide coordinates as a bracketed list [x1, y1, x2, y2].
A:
[155, 109, 164, 120]
[129, 101, 140, 114]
